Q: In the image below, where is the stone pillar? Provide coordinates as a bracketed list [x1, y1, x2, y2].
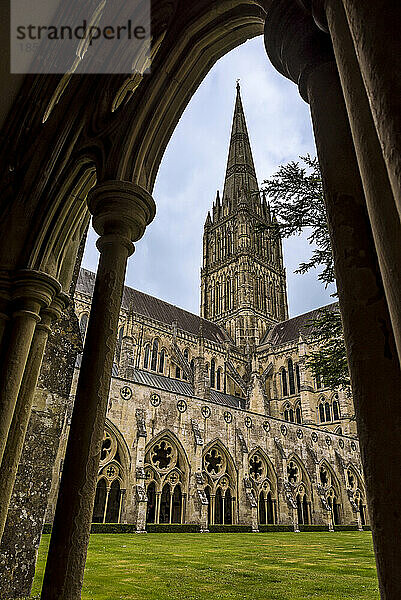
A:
[265, 4, 401, 597]
[40, 181, 155, 600]
[0, 292, 68, 538]
[0, 270, 59, 466]
[307, 61, 401, 600]
[324, 0, 401, 375]
[340, 0, 401, 215]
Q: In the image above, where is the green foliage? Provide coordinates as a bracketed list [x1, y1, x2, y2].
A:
[258, 524, 294, 532]
[32, 533, 379, 599]
[262, 155, 335, 287]
[146, 523, 200, 533]
[305, 309, 351, 390]
[208, 524, 252, 533]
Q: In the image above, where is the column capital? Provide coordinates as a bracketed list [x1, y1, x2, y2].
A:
[12, 269, 61, 310]
[87, 180, 156, 243]
[38, 291, 70, 331]
[264, 0, 333, 101]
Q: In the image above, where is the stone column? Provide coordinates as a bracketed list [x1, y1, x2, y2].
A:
[0, 292, 68, 539]
[40, 181, 155, 600]
[340, 0, 401, 214]
[265, 4, 401, 597]
[0, 270, 59, 466]
[324, 0, 401, 373]
[307, 62, 401, 600]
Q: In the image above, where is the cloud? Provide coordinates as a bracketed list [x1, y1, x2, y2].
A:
[81, 36, 335, 318]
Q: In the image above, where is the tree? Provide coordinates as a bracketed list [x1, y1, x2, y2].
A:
[262, 155, 350, 390]
[262, 154, 334, 287]
[304, 309, 350, 390]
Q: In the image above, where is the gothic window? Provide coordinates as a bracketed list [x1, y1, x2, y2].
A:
[151, 339, 159, 371]
[93, 427, 125, 524]
[281, 368, 288, 397]
[210, 359, 216, 388]
[79, 313, 89, 340]
[158, 349, 166, 374]
[295, 364, 301, 392]
[289, 408, 294, 422]
[145, 434, 187, 526]
[295, 404, 302, 424]
[146, 482, 156, 524]
[190, 359, 195, 373]
[332, 396, 340, 421]
[143, 344, 150, 369]
[325, 402, 332, 422]
[175, 365, 181, 379]
[288, 359, 295, 395]
[216, 368, 222, 391]
[183, 349, 189, 380]
[284, 405, 290, 422]
[319, 402, 325, 423]
[315, 374, 322, 389]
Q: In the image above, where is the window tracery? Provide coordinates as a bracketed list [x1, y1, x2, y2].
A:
[145, 434, 188, 525]
[202, 443, 236, 526]
[93, 428, 125, 524]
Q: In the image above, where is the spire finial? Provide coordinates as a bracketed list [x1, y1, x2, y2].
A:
[236, 78, 240, 91]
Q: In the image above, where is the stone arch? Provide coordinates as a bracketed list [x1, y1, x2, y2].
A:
[93, 420, 130, 524]
[203, 439, 237, 525]
[202, 439, 237, 493]
[144, 429, 190, 491]
[286, 454, 312, 497]
[144, 429, 190, 525]
[248, 446, 278, 504]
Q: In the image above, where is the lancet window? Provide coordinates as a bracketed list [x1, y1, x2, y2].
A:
[319, 462, 341, 525]
[287, 457, 311, 525]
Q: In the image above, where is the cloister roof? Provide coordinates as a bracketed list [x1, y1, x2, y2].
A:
[76, 268, 231, 344]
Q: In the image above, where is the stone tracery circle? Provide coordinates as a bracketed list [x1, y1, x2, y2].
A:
[204, 447, 226, 478]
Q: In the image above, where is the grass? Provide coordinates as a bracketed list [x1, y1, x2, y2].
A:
[31, 532, 379, 600]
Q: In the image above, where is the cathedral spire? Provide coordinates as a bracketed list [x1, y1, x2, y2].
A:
[222, 82, 259, 205]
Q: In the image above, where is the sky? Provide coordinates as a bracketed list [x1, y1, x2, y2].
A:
[82, 36, 336, 318]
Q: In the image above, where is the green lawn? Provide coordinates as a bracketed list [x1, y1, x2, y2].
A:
[31, 533, 379, 600]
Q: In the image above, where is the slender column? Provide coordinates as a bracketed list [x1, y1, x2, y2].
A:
[306, 60, 401, 600]
[340, 0, 401, 213]
[324, 0, 401, 371]
[169, 492, 173, 524]
[41, 181, 155, 600]
[222, 496, 225, 525]
[102, 488, 111, 524]
[211, 495, 215, 525]
[118, 489, 126, 523]
[0, 270, 59, 466]
[0, 292, 68, 539]
[155, 492, 161, 524]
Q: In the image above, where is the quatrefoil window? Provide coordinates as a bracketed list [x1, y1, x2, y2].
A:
[287, 461, 299, 484]
[151, 441, 173, 470]
[204, 448, 223, 476]
[249, 455, 264, 481]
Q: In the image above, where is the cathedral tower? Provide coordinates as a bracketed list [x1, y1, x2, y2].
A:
[200, 83, 288, 348]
